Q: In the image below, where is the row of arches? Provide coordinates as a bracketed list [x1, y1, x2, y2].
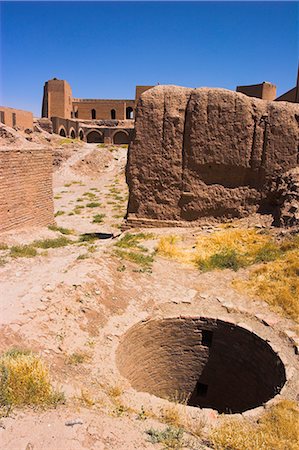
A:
[59, 126, 84, 140]
[90, 107, 134, 120]
[58, 126, 130, 145]
[86, 130, 130, 144]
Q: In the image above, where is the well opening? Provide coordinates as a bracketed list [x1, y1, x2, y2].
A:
[116, 317, 286, 414]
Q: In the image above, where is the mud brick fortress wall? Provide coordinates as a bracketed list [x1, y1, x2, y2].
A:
[126, 86, 299, 225]
[0, 106, 33, 130]
[0, 149, 54, 233]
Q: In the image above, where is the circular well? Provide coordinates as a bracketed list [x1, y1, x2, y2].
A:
[116, 317, 286, 414]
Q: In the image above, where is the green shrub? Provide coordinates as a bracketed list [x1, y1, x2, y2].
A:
[92, 214, 105, 223]
[86, 202, 101, 208]
[197, 249, 245, 272]
[10, 245, 37, 258]
[115, 249, 154, 268]
[33, 237, 71, 249]
[146, 427, 184, 448]
[54, 210, 64, 217]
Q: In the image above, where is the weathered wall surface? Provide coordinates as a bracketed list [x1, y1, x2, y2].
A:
[0, 106, 33, 130]
[126, 86, 299, 224]
[0, 149, 54, 232]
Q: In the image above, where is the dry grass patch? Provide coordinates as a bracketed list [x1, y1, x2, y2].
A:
[210, 400, 299, 450]
[157, 229, 298, 272]
[234, 249, 299, 322]
[66, 351, 90, 366]
[59, 138, 82, 145]
[0, 349, 64, 411]
[157, 235, 190, 262]
[48, 225, 74, 235]
[107, 384, 123, 398]
[161, 404, 183, 428]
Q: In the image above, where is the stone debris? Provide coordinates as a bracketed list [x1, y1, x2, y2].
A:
[65, 418, 83, 427]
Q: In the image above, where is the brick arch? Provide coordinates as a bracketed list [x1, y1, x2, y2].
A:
[69, 127, 76, 139]
[86, 129, 104, 143]
[113, 130, 130, 145]
[78, 128, 84, 141]
[59, 126, 67, 137]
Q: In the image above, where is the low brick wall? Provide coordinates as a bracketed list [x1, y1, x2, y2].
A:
[0, 149, 54, 232]
[0, 106, 33, 130]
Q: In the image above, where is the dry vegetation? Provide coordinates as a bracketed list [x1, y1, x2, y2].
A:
[0, 349, 64, 413]
[210, 400, 299, 450]
[234, 250, 299, 322]
[157, 228, 299, 322]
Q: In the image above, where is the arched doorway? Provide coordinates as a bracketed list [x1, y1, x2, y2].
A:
[111, 109, 116, 119]
[91, 109, 96, 120]
[79, 130, 84, 140]
[70, 129, 76, 139]
[126, 107, 134, 119]
[59, 127, 66, 137]
[113, 131, 129, 145]
[86, 130, 104, 143]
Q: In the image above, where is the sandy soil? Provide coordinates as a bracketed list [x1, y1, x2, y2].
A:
[0, 141, 298, 450]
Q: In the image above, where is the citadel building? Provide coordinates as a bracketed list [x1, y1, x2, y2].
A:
[41, 79, 153, 144]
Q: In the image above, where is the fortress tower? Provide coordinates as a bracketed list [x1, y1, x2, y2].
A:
[42, 78, 73, 119]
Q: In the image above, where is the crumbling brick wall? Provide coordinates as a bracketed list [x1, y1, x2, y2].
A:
[0, 149, 54, 232]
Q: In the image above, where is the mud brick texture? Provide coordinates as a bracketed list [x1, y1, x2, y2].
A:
[0, 149, 54, 232]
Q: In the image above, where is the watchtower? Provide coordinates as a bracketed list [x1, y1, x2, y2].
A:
[42, 78, 73, 119]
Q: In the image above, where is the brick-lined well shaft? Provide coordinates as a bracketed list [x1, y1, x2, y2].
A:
[116, 317, 286, 414]
[0, 149, 54, 232]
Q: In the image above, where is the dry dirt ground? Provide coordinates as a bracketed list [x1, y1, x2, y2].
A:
[0, 141, 298, 450]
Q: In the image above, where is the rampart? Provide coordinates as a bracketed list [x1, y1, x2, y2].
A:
[126, 86, 299, 226]
[0, 149, 54, 232]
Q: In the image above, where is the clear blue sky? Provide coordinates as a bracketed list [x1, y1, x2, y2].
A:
[0, 1, 298, 116]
